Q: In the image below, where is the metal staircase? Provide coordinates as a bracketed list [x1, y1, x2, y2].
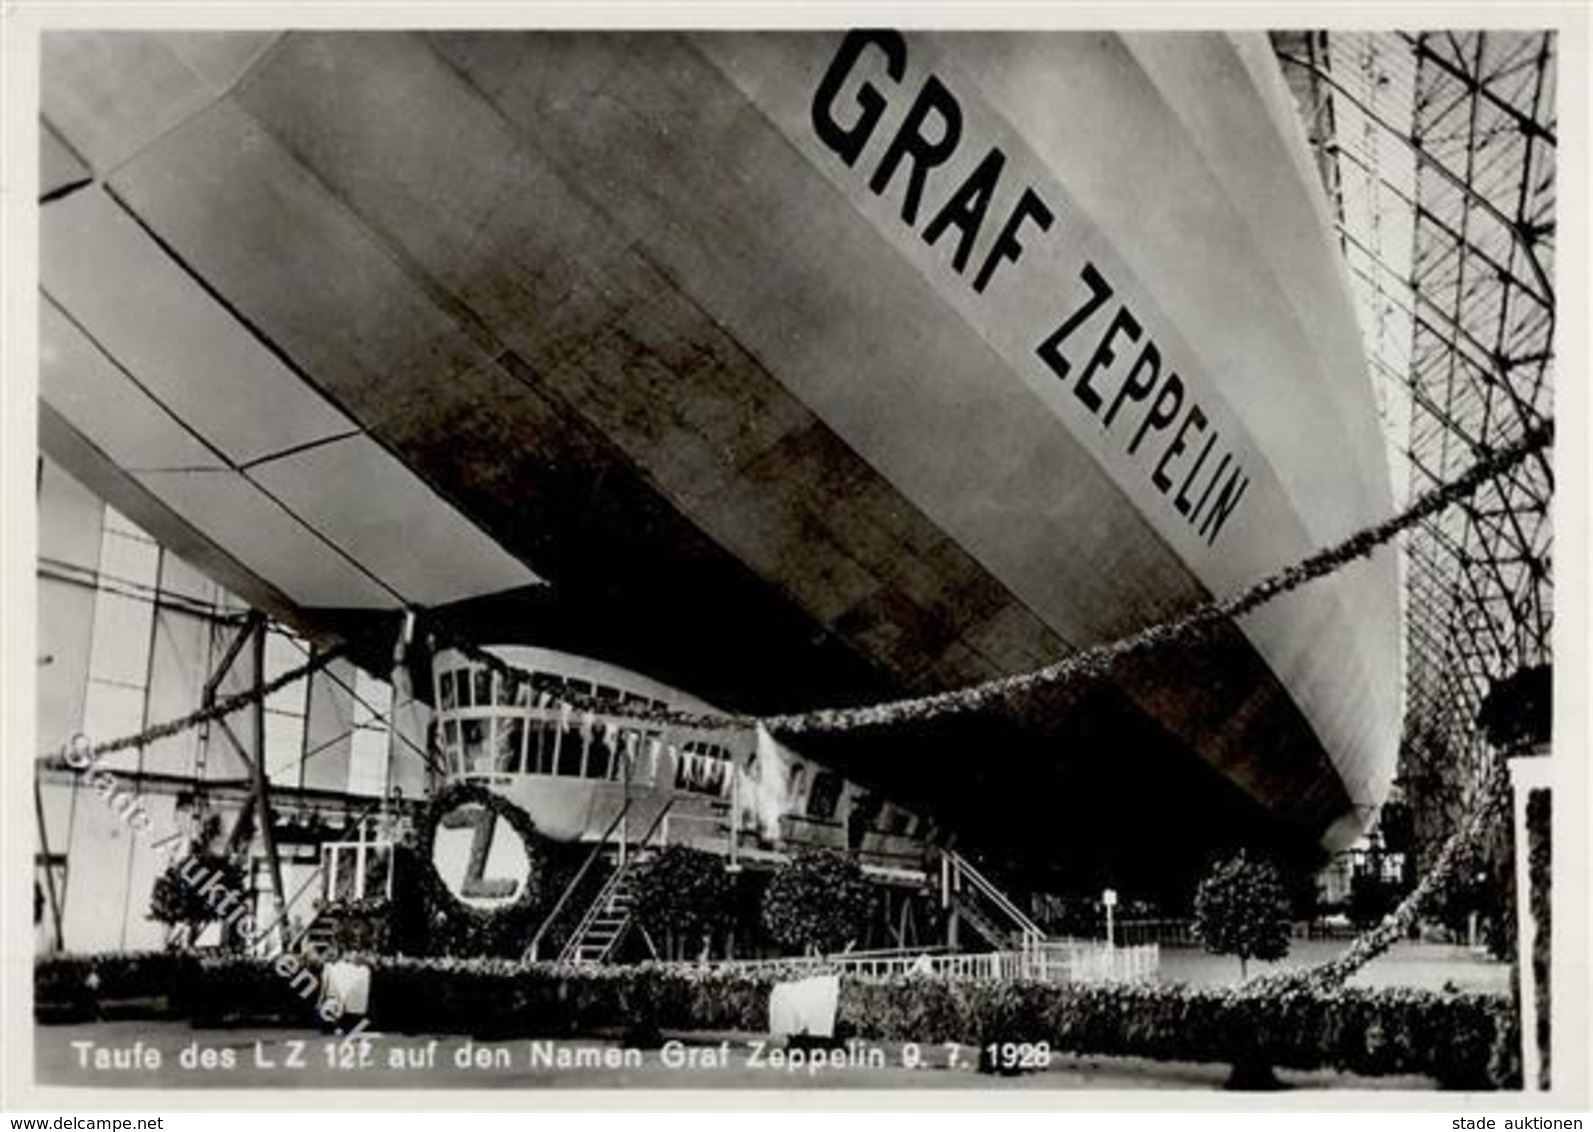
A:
[524, 799, 673, 964]
[940, 848, 1045, 953]
[557, 853, 645, 964]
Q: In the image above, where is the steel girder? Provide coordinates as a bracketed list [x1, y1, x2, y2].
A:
[1272, 31, 1555, 816]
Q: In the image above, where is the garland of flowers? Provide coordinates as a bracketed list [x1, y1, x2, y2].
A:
[437, 418, 1553, 736]
[412, 781, 546, 939]
[428, 626, 743, 731]
[1250, 762, 1513, 994]
[38, 644, 347, 766]
[49, 417, 1550, 758]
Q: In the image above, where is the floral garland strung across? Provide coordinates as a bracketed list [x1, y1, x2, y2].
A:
[420, 422, 1553, 983]
[38, 645, 347, 767]
[434, 419, 1553, 737]
[413, 781, 545, 950]
[48, 418, 1551, 761]
[757, 421, 1551, 735]
[1251, 762, 1513, 995]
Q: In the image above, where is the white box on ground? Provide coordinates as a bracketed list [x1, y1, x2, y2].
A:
[768, 973, 840, 1039]
[324, 960, 372, 1016]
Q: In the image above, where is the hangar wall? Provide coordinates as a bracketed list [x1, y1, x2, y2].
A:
[34, 456, 409, 951]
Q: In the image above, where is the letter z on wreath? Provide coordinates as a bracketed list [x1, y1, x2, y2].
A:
[415, 782, 545, 939]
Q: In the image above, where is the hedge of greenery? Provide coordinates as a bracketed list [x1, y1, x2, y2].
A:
[33, 951, 192, 1023]
[35, 953, 775, 1036]
[33, 952, 328, 1028]
[368, 958, 773, 1038]
[35, 953, 1518, 1088]
[839, 977, 1518, 1090]
[1527, 787, 1550, 1089]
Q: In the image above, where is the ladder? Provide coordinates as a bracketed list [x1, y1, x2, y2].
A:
[526, 799, 673, 964]
[556, 853, 645, 965]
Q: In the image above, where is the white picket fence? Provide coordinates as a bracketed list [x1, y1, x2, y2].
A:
[713, 941, 1158, 984]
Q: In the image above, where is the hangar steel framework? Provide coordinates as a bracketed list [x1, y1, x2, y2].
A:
[1272, 31, 1556, 838]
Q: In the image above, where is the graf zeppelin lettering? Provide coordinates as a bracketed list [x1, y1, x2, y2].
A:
[810, 29, 1251, 546]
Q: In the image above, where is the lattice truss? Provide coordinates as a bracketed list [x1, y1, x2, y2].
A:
[1272, 31, 1555, 808]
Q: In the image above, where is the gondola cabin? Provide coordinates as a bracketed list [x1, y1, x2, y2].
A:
[430, 646, 933, 878]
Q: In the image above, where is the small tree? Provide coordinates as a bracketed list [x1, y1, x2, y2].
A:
[148, 815, 245, 951]
[1192, 850, 1291, 980]
[632, 845, 734, 960]
[761, 849, 875, 955]
[1426, 826, 1511, 956]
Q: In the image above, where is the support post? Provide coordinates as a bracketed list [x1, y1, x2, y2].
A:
[34, 779, 64, 952]
[728, 751, 741, 871]
[249, 621, 290, 955]
[1509, 753, 1553, 1092]
[384, 610, 418, 803]
[197, 612, 260, 803]
[619, 732, 630, 870]
[942, 850, 964, 948]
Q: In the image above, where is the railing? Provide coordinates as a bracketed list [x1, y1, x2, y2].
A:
[525, 800, 633, 961]
[710, 941, 1158, 984]
[1114, 918, 1198, 947]
[236, 860, 328, 957]
[1292, 920, 1363, 941]
[551, 800, 675, 965]
[657, 806, 732, 850]
[556, 862, 631, 964]
[632, 797, 675, 856]
[1111, 919, 1362, 946]
[941, 849, 1045, 950]
[1030, 941, 1159, 983]
[656, 808, 930, 878]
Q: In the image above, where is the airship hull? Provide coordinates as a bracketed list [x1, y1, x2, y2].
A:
[37, 29, 1401, 885]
